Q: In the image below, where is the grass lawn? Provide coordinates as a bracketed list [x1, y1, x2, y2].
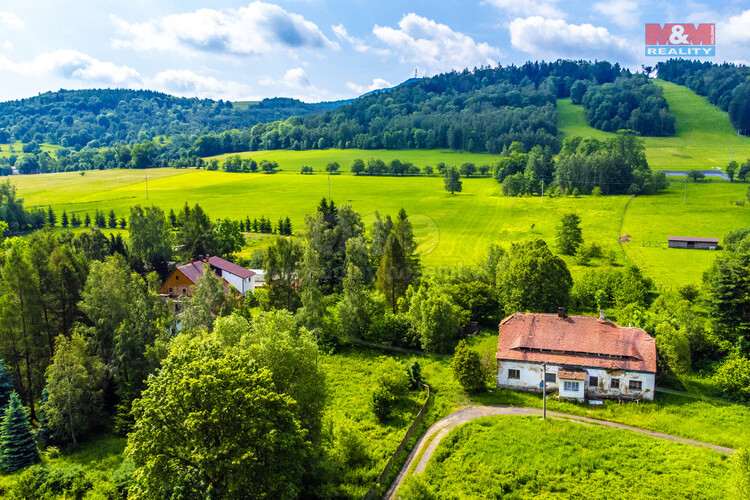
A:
[557, 80, 750, 171]
[206, 148, 498, 173]
[400, 416, 733, 500]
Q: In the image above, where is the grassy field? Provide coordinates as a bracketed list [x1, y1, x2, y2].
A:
[0, 141, 60, 158]
[558, 80, 750, 171]
[621, 180, 750, 288]
[400, 416, 733, 500]
[10, 167, 629, 275]
[208, 148, 498, 173]
[10, 166, 749, 285]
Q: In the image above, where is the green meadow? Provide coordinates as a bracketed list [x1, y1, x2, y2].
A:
[0, 141, 60, 158]
[10, 165, 749, 286]
[558, 80, 750, 171]
[400, 416, 733, 500]
[208, 148, 498, 173]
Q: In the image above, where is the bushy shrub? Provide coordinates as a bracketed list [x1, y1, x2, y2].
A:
[715, 356, 750, 402]
[407, 360, 422, 390]
[371, 386, 397, 422]
[451, 340, 485, 393]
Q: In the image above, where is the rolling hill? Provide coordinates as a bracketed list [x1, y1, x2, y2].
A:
[558, 80, 750, 171]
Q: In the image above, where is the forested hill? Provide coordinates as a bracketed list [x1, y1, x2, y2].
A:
[194, 60, 676, 157]
[0, 89, 344, 148]
[656, 59, 750, 135]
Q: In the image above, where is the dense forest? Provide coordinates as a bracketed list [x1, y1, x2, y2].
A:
[656, 59, 750, 135]
[0, 89, 345, 148]
[579, 75, 675, 136]
[0, 60, 686, 176]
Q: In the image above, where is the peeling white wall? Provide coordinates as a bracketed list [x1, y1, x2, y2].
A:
[497, 360, 655, 401]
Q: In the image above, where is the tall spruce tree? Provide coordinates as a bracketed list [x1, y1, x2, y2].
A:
[0, 392, 39, 472]
[47, 206, 56, 227]
[376, 234, 410, 313]
[0, 361, 14, 415]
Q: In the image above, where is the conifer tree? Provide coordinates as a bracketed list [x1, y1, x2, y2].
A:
[108, 209, 117, 229]
[0, 392, 39, 472]
[84, 213, 91, 227]
[47, 206, 57, 227]
[0, 361, 14, 415]
[70, 213, 81, 228]
[61, 210, 69, 228]
[36, 387, 51, 447]
[376, 234, 409, 313]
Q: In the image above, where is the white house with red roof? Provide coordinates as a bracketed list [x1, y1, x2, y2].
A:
[160, 256, 260, 298]
[496, 310, 657, 401]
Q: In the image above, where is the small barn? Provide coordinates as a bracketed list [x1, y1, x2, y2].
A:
[667, 236, 718, 250]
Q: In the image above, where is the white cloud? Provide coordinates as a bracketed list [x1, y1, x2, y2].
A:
[373, 14, 501, 73]
[112, 2, 337, 57]
[149, 69, 253, 99]
[0, 50, 257, 100]
[593, 0, 640, 29]
[0, 49, 142, 85]
[0, 12, 23, 31]
[260, 67, 311, 88]
[509, 17, 637, 63]
[720, 10, 750, 45]
[332, 23, 390, 55]
[483, 0, 564, 19]
[2, 41, 12, 50]
[346, 78, 392, 95]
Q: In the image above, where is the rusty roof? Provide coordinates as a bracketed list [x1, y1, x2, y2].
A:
[496, 312, 656, 373]
[668, 236, 718, 243]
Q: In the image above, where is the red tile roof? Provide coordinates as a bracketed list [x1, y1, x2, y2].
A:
[668, 236, 718, 243]
[496, 312, 656, 373]
[207, 256, 255, 279]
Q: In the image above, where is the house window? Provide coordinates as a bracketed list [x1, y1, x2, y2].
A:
[182, 288, 187, 295]
[589, 376, 599, 387]
[629, 380, 642, 391]
[176, 275, 179, 280]
[563, 381, 580, 392]
[545, 373, 556, 383]
[508, 369, 520, 380]
[169, 287, 173, 293]
[611, 378, 620, 389]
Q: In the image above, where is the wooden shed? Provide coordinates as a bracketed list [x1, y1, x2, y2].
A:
[667, 236, 718, 250]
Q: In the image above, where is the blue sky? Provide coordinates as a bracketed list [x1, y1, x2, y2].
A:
[0, 1, 749, 102]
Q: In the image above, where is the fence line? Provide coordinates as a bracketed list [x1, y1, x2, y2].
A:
[362, 384, 431, 500]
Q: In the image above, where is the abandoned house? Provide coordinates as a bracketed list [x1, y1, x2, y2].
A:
[495, 310, 657, 401]
[667, 236, 718, 250]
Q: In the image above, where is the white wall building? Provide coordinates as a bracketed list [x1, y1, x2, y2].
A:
[496, 311, 657, 401]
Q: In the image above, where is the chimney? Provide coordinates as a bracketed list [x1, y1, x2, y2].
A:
[190, 258, 194, 264]
[599, 309, 606, 321]
[557, 307, 566, 318]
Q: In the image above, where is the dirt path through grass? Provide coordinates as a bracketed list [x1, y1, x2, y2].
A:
[385, 405, 735, 499]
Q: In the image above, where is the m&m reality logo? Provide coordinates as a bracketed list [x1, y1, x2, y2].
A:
[645, 23, 715, 56]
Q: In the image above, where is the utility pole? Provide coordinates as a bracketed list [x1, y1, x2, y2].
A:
[684, 179, 687, 204]
[542, 362, 547, 420]
[541, 179, 544, 201]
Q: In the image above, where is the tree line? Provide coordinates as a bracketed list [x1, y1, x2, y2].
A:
[0, 89, 341, 149]
[493, 133, 669, 196]
[577, 74, 675, 136]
